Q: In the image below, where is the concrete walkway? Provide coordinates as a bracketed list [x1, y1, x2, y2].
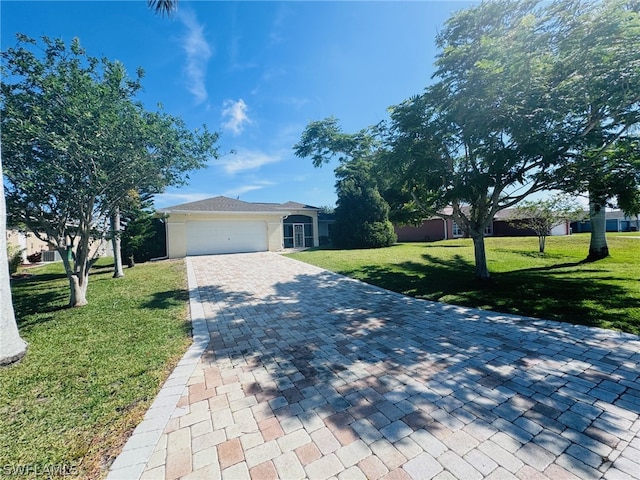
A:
[108, 252, 640, 480]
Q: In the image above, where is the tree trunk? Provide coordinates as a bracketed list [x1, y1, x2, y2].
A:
[67, 272, 89, 307]
[1, 158, 28, 365]
[587, 197, 609, 261]
[539, 235, 547, 253]
[60, 245, 90, 307]
[471, 233, 491, 280]
[110, 207, 124, 278]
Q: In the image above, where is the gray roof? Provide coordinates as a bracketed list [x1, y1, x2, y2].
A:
[161, 196, 319, 213]
[605, 210, 639, 220]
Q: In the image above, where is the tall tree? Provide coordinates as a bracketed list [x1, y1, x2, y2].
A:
[547, 0, 640, 259]
[1, 35, 219, 306]
[382, 0, 558, 280]
[0, 0, 179, 366]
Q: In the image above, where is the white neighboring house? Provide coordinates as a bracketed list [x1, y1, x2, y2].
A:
[159, 196, 332, 258]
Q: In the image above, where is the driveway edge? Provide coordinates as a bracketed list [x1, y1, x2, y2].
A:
[107, 257, 208, 480]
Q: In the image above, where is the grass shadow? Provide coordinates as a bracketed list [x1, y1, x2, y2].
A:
[333, 252, 638, 333]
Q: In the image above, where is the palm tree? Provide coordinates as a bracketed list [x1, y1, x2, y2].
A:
[1, 157, 27, 366]
[148, 0, 177, 16]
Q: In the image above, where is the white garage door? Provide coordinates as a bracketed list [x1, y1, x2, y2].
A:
[186, 220, 268, 256]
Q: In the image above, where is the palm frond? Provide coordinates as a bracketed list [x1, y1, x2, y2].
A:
[148, 0, 177, 17]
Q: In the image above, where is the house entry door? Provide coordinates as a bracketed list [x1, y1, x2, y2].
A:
[293, 224, 305, 248]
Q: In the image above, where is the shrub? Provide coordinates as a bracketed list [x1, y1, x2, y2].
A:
[7, 245, 23, 275]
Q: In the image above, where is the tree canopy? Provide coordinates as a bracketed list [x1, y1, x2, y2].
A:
[1, 35, 219, 306]
[296, 0, 640, 279]
[507, 194, 586, 253]
[545, 0, 640, 259]
[381, 0, 560, 279]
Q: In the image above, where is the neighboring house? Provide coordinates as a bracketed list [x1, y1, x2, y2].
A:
[6, 229, 113, 263]
[572, 210, 640, 233]
[159, 196, 332, 258]
[6, 229, 53, 262]
[394, 207, 571, 242]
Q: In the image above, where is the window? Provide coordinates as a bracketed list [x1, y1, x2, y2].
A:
[283, 224, 294, 248]
[452, 221, 493, 237]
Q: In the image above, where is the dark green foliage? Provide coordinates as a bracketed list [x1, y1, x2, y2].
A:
[122, 216, 166, 265]
[295, 118, 396, 250]
[7, 245, 22, 275]
[333, 162, 396, 249]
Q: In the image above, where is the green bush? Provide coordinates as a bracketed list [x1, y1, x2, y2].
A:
[333, 220, 397, 249]
[7, 245, 23, 275]
[362, 221, 397, 248]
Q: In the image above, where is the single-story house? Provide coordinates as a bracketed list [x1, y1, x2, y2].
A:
[159, 196, 334, 258]
[572, 210, 640, 233]
[394, 207, 571, 242]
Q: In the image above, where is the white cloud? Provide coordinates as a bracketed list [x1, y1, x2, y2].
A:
[178, 10, 212, 104]
[215, 149, 282, 174]
[223, 181, 275, 198]
[153, 192, 212, 208]
[222, 99, 252, 135]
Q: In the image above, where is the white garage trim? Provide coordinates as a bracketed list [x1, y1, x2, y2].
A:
[185, 220, 268, 256]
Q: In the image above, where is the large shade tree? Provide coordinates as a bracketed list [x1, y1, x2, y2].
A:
[1, 35, 219, 306]
[382, 0, 560, 280]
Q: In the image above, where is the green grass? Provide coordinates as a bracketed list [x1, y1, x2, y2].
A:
[287, 233, 640, 335]
[0, 259, 191, 479]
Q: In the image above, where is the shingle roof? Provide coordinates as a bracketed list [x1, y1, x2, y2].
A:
[161, 196, 319, 213]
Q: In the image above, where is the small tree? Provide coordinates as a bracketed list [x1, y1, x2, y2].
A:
[508, 194, 586, 253]
[2, 35, 219, 306]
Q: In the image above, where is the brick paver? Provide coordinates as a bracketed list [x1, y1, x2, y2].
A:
[109, 252, 640, 479]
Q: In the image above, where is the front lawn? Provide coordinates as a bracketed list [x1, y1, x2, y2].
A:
[287, 233, 640, 335]
[0, 259, 191, 479]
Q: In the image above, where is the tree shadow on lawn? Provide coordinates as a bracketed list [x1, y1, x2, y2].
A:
[141, 289, 189, 310]
[338, 253, 638, 333]
[11, 273, 69, 331]
[193, 263, 640, 478]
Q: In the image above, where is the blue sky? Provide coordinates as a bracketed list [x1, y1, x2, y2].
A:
[2, 1, 476, 209]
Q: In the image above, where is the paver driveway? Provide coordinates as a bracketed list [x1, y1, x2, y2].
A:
[109, 252, 640, 480]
